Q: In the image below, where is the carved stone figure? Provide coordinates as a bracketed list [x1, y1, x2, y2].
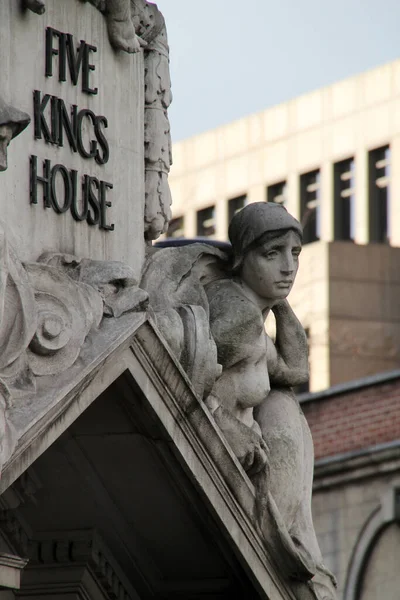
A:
[142, 203, 337, 599]
[0, 96, 30, 171]
[25, 0, 146, 53]
[132, 0, 173, 240]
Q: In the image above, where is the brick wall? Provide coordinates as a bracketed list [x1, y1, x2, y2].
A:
[302, 378, 400, 459]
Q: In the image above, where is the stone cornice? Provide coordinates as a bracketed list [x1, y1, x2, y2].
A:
[28, 530, 136, 600]
[313, 441, 400, 490]
[0, 552, 28, 590]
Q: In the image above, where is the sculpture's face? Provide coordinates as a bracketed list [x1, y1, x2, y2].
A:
[240, 230, 301, 302]
[0, 125, 14, 172]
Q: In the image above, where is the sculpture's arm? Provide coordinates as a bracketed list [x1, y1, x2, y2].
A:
[208, 286, 264, 370]
[266, 299, 309, 386]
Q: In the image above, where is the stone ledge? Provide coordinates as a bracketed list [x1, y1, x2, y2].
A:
[0, 553, 28, 590]
[314, 440, 400, 490]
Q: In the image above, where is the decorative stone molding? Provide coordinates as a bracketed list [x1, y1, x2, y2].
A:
[0, 237, 148, 477]
[0, 510, 30, 557]
[0, 553, 28, 590]
[22, 530, 136, 600]
[134, 0, 173, 240]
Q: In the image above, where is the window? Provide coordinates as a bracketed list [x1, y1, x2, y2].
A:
[166, 216, 184, 238]
[267, 181, 286, 205]
[197, 205, 216, 237]
[333, 158, 354, 241]
[228, 195, 246, 223]
[300, 170, 320, 244]
[368, 145, 390, 243]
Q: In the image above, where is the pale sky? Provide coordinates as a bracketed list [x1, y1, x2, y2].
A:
[158, 0, 400, 141]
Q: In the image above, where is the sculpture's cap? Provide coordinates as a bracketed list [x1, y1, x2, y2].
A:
[0, 96, 30, 139]
[228, 202, 302, 257]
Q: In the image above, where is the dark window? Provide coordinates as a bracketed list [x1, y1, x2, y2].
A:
[368, 145, 390, 243]
[267, 181, 286, 205]
[228, 195, 246, 223]
[300, 170, 320, 244]
[166, 216, 184, 238]
[197, 205, 216, 237]
[333, 158, 354, 241]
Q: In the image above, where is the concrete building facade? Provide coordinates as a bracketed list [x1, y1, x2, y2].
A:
[168, 60, 400, 391]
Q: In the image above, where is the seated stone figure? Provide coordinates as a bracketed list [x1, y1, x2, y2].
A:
[143, 202, 336, 599]
[205, 203, 336, 598]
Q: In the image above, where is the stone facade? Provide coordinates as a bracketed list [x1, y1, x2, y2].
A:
[0, 3, 334, 599]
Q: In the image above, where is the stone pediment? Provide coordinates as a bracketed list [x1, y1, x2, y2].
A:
[0, 310, 318, 600]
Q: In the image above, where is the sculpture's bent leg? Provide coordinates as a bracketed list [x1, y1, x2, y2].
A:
[255, 388, 305, 529]
[106, 0, 141, 53]
[254, 389, 337, 596]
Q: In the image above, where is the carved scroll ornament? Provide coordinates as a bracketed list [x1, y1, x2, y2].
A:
[0, 226, 148, 473]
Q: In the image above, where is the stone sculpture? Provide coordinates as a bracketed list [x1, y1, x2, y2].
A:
[142, 202, 337, 599]
[132, 0, 173, 240]
[24, 0, 173, 242]
[24, 0, 145, 53]
[0, 96, 30, 171]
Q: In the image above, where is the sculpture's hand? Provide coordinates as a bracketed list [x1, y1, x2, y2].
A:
[271, 298, 290, 313]
[212, 405, 270, 477]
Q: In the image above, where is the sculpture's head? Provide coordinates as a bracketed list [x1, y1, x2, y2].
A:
[0, 96, 30, 172]
[228, 202, 302, 302]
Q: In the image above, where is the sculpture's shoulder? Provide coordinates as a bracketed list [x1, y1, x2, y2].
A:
[206, 278, 263, 323]
[205, 278, 265, 345]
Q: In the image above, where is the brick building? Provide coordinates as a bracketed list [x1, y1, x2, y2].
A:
[302, 370, 400, 599]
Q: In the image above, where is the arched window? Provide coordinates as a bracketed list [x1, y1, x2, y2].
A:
[344, 485, 400, 600]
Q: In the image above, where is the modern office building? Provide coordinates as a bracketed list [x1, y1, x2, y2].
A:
[168, 59, 400, 392]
